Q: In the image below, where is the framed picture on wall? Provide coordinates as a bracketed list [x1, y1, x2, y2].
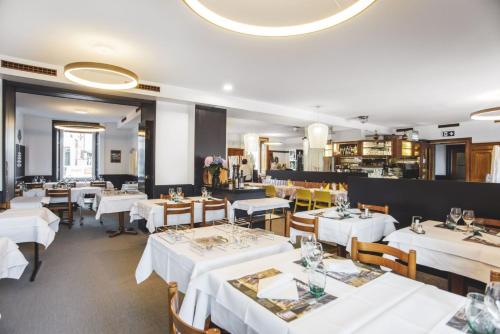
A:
[110, 150, 121, 163]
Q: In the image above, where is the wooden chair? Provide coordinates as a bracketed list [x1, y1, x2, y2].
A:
[162, 202, 194, 231]
[313, 190, 332, 209]
[26, 182, 43, 189]
[66, 182, 77, 188]
[357, 203, 390, 214]
[491, 270, 500, 282]
[477, 218, 500, 229]
[285, 212, 318, 242]
[90, 181, 107, 188]
[45, 188, 73, 228]
[294, 188, 312, 212]
[80, 181, 107, 225]
[202, 198, 228, 226]
[264, 185, 277, 198]
[351, 237, 416, 279]
[160, 193, 184, 200]
[168, 282, 220, 334]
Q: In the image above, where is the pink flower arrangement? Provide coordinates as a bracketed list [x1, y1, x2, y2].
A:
[204, 156, 214, 167]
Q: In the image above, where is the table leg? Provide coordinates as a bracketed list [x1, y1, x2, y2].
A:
[108, 212, 137, 238]
[30, 242, 42, 282]
[337, 245, 347, 258]
[448, 273, 467, 295]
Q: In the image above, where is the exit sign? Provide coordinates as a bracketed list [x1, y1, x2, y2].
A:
[442, 130, 455, 137]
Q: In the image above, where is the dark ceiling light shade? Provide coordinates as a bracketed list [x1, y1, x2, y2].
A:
[64, 62, 139, 90]
[470, 107, 500, 121]
[54, 121, 106, 133]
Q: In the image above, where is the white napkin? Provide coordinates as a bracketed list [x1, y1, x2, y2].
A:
[322, 210, 340, 219]
[257, 273, 299, 300]
[324, 259, 360, 274]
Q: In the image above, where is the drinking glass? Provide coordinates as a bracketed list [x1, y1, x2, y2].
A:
[300, 234, 317, 268]
[309, 267, 326, 298]
[305, 242, 323, 269]
[168, 188, 175, 199]
[463, 210, 475, 232]
[465, 293, 496, 334]
[485, 282, 500, 328]
[176, 187, 183, 198]
[201, 186, 207, 198]
[450, 208, 462, 225]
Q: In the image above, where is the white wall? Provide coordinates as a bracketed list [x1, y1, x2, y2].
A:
[23, 114, 52, 175]
[435, 144, 446, 175]
[155, 100, 194, 185]
[415, 121, 500, 143]
[99, 122, 136, 175]
[0, 80, 2, 190]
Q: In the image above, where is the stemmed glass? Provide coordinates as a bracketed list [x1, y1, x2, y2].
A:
[450, 208, 462, 226]
[168, 188, 175, 199]
[485, 282, 500, 328]
[300, 234, 317, 269]
[305, 241, 323, 270]
[463, 210, 475, 233]
[201, 186, 207, 198]
[176, 187, 183, 199]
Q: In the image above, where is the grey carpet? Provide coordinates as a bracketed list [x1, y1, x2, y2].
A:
[0, 212, 169, 334]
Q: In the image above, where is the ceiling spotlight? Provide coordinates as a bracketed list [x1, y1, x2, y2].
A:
[223, 83, 233, 92]
[64, 62, 138, 90]
[470, 107, 500, 121]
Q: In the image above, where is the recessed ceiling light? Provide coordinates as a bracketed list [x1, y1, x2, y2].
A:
[64, 62, 139, 90]
[182, 0, 377, 37]
[470, 107, 500, 121]
[223, 83, 233, 92]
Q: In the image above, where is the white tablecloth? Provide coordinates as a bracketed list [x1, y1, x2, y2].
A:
[10, 196, 49, 209]
[22, 188, 45, 197]
[0, 237, 28, 280]
[43, 181, 114, 189]
[294, 208, 397, 251]
[0, 208, 60, 247]
[384, 220, 500, 283]
[94, 192, 148, 219]
[135, 225, 293, 293]
[232, 198, 291, 215]
[22, 187, 103, 204]
[130, 197, 231, 233]
[181, 249, 465, 333]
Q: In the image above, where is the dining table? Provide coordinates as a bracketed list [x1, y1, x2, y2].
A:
[93, 191, 148, 237]
[0, 208, 60, 281]
[0, 236, 28, 280]
[135, 225, 293, 293]
[384, 220, 500, 294]
[130, 196, 232, 233]
[9, 196, 49, 209]
[180, 249, 467, 333]
[294, 208, 397, 255]
[43, 181, 114, 189]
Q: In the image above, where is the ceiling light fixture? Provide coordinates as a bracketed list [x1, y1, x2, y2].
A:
[64, 62, 138, 90]
[264, 142, 283, 146]
[223, 83, 233, 92]
[470, 107, 500, 121]
[54, 121, 106, 133]
[182, 0, 376, 37]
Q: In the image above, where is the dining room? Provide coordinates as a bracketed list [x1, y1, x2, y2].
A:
[1, 0, 500, 333]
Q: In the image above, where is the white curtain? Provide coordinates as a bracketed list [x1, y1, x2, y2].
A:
[490, 145, 500, 183]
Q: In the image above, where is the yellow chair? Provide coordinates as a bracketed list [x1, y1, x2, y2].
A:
[294, 188, 312, 212]
[313, 190, 332, 209]
[264, 185, 277, 198]
[287, 179, 293, 186]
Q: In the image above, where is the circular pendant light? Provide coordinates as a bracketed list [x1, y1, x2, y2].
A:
[64, 62, 139, 90]
[183, 0, 376, 37]
[470, 107, 500, 121]
[54, 121, 106, 133]
[307, 123, 329, 149]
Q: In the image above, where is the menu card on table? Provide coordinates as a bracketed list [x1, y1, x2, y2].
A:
[228, 268, 337, 322]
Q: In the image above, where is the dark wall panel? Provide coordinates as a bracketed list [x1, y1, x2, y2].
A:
[347, 177, 500, 228]
[194, 105, 226, 192]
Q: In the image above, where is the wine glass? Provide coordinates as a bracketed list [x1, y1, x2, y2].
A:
[465, 292, 496, 334]
[176, 187, 183, 199]
[450, 208, 462, 226]
[485, 282, 500, 328]
[463, 210, 475, 233]
[201, 186, 207, 198]
[168, 188, 174, 199]
[300, 234, 317, 268]
[305, 241, 323, 270]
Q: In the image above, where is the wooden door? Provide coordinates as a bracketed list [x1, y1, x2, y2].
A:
[470, 143, 498, 182]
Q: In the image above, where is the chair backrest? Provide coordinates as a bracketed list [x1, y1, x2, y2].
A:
[264, 185, 277, 198]
[351, 237, 416, 279]
[65, 182, 77, 188]
[313, 190, 332, 208]
[357, 203, 389, 214]
[164, 202, 194, 228]
[168, 282, 221, 334]
[295, 188, 312, 201]
[160, 194, 171, 200]
[491, 270, 500, 282]
[26, 182, 43, 189]
[477, 218, 500, 229]
[90, 181, 107, 188]
[202, 198, 227, 225]
[286, 212, 318, 240]
[46, 188, 71, 200]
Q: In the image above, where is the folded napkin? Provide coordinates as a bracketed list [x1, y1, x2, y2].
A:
[324, 259, 360, 274]
[257, 273, 298, 300]
[322, 210, 340, 219]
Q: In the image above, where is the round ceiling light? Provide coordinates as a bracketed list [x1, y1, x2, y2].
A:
[64, 62, 138, 90]
[54, 122, 106, 133]
[470, 107, 500, 121]
[183, 0, 377, 37]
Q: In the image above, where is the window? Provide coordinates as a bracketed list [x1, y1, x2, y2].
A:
[61, 131, 94, 179]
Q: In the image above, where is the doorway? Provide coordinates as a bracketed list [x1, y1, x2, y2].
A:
[428, 138, 471, 181]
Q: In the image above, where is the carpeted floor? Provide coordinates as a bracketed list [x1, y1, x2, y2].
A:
[0, 212, 169, 334]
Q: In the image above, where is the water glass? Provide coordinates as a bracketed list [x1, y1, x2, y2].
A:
[450, 207, 462, 225]
[463, 210, 475, 232]
[485, 282, 500, 328]
[300, 234, 317, 268]
[168, 188, 175, 198]
[177, 187, 183, 197]
[201, 186, 207, 198]
[309, 267, 326, 298]
[465, 293, 496, 334]
[305, 241, 323, 269]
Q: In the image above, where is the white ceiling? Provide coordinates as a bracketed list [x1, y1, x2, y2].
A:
[1, 0, 500, 127]
[16, 93, 137, 124]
